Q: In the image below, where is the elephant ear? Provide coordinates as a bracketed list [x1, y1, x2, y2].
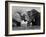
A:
[12, 11, 22, 22]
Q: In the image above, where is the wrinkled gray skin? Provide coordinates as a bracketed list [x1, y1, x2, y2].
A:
[12, 12, 22, 22]
[12, 11, 30, 22]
